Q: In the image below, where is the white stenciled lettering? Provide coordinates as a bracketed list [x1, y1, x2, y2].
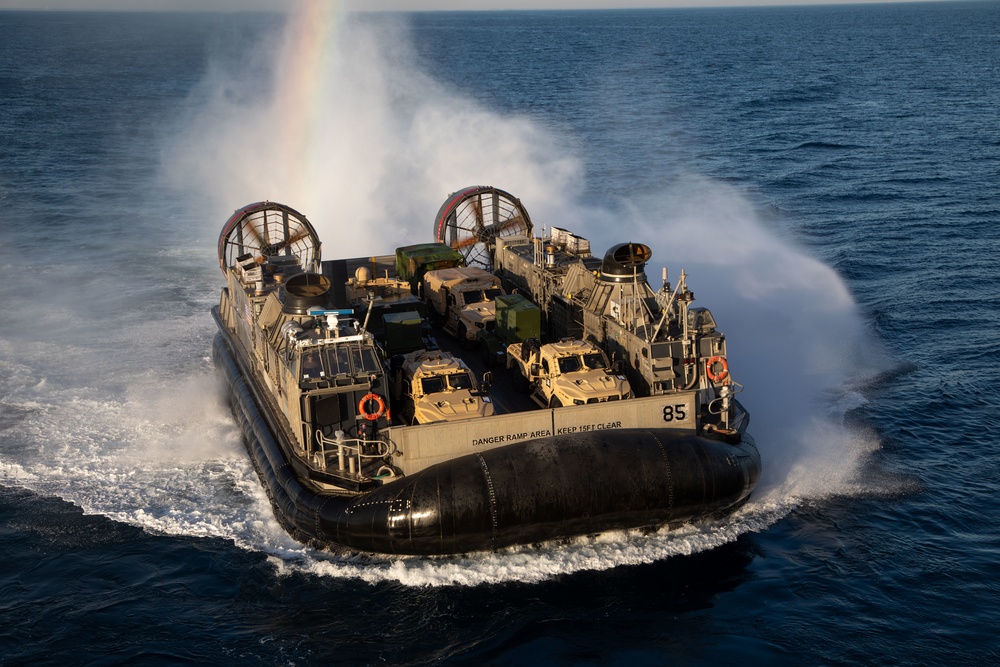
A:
[558, 421, 623, 434]
[472, 434, 506, 447]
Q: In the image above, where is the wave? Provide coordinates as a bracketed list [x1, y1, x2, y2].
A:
[790, 141, 861, 151]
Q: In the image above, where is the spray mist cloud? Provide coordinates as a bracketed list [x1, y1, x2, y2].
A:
[607, 178, 890, 498]
[163, 2, 580, 253]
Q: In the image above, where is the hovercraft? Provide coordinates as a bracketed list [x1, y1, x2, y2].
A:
[212, 188, 760, 555]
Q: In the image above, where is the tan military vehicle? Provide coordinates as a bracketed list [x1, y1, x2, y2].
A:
[391, 350, 495, 425]
[421, 267, 504, 347]
[506, 338, 631, 408]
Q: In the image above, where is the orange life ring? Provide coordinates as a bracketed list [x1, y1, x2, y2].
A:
[358, 393, 387, 421]
[706, 356, 729, 382]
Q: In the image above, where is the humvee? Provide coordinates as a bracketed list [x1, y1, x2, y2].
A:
[506, 338, 631, 408]
[391, 349, 494, 425]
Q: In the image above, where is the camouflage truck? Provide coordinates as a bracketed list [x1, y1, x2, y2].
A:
[506, 338, 631, 408]
[421, 267, 504, 348]
[390, 350, 494, 425]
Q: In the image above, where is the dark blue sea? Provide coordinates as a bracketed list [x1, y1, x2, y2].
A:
[2, 3, 998, 665]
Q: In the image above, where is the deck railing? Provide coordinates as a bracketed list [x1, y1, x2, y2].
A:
[313, 430, 393, 478]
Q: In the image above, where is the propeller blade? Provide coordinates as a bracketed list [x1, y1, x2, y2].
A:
[242, 217, 265, 248]
[258, 211, 272, 247]
[270, 226, 311, 252]
[452, 235, 481, 250]
[493, 215, 526, 235]
[471, 195, 485, 233]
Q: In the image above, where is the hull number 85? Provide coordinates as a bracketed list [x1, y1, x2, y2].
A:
[663, 404, 688, 422]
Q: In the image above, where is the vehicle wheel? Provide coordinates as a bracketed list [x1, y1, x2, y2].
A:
[550, 396, 563, 408]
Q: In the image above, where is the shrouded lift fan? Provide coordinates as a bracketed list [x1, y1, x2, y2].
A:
[217, 201, 321, 273]
[433, 186, 533, 270]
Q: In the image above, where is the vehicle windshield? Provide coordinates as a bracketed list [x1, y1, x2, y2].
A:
[447, 373, 473, 390]
[484, 288, 503, 300]
[419, 373, 473, 394]
[557, 355, 583, 373]
[582, 353, 607, 370]
[420, 376, 446, 394]
[462, 290, 487, 305]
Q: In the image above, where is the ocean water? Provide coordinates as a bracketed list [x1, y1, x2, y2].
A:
[1, 3, 999, 665]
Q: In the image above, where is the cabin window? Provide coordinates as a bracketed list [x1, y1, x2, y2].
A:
[301, 351, 324, 380]
[349, 347, 364, 374]
[325, 347, 350, 376]
[583, 353, 606, 370]
[347, 345, 379, 374]
[360, 348, 378, 372]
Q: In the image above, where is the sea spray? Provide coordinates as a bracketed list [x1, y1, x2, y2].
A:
[162, 5, 580, 248]
[603, 178, 890, 498]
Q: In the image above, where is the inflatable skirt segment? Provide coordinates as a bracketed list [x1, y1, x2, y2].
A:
[214, 334, 761, 556]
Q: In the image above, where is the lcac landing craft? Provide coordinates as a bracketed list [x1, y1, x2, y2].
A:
[211, 186, 761, 555]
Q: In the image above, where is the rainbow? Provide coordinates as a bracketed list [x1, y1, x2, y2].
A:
[273, 0, 344, 202]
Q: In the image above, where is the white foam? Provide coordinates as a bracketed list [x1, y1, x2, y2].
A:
[256, 499, 792, 587]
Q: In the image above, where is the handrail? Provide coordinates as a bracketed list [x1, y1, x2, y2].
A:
[706, 381, 745, 428]
[313, 431, 392, 477]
